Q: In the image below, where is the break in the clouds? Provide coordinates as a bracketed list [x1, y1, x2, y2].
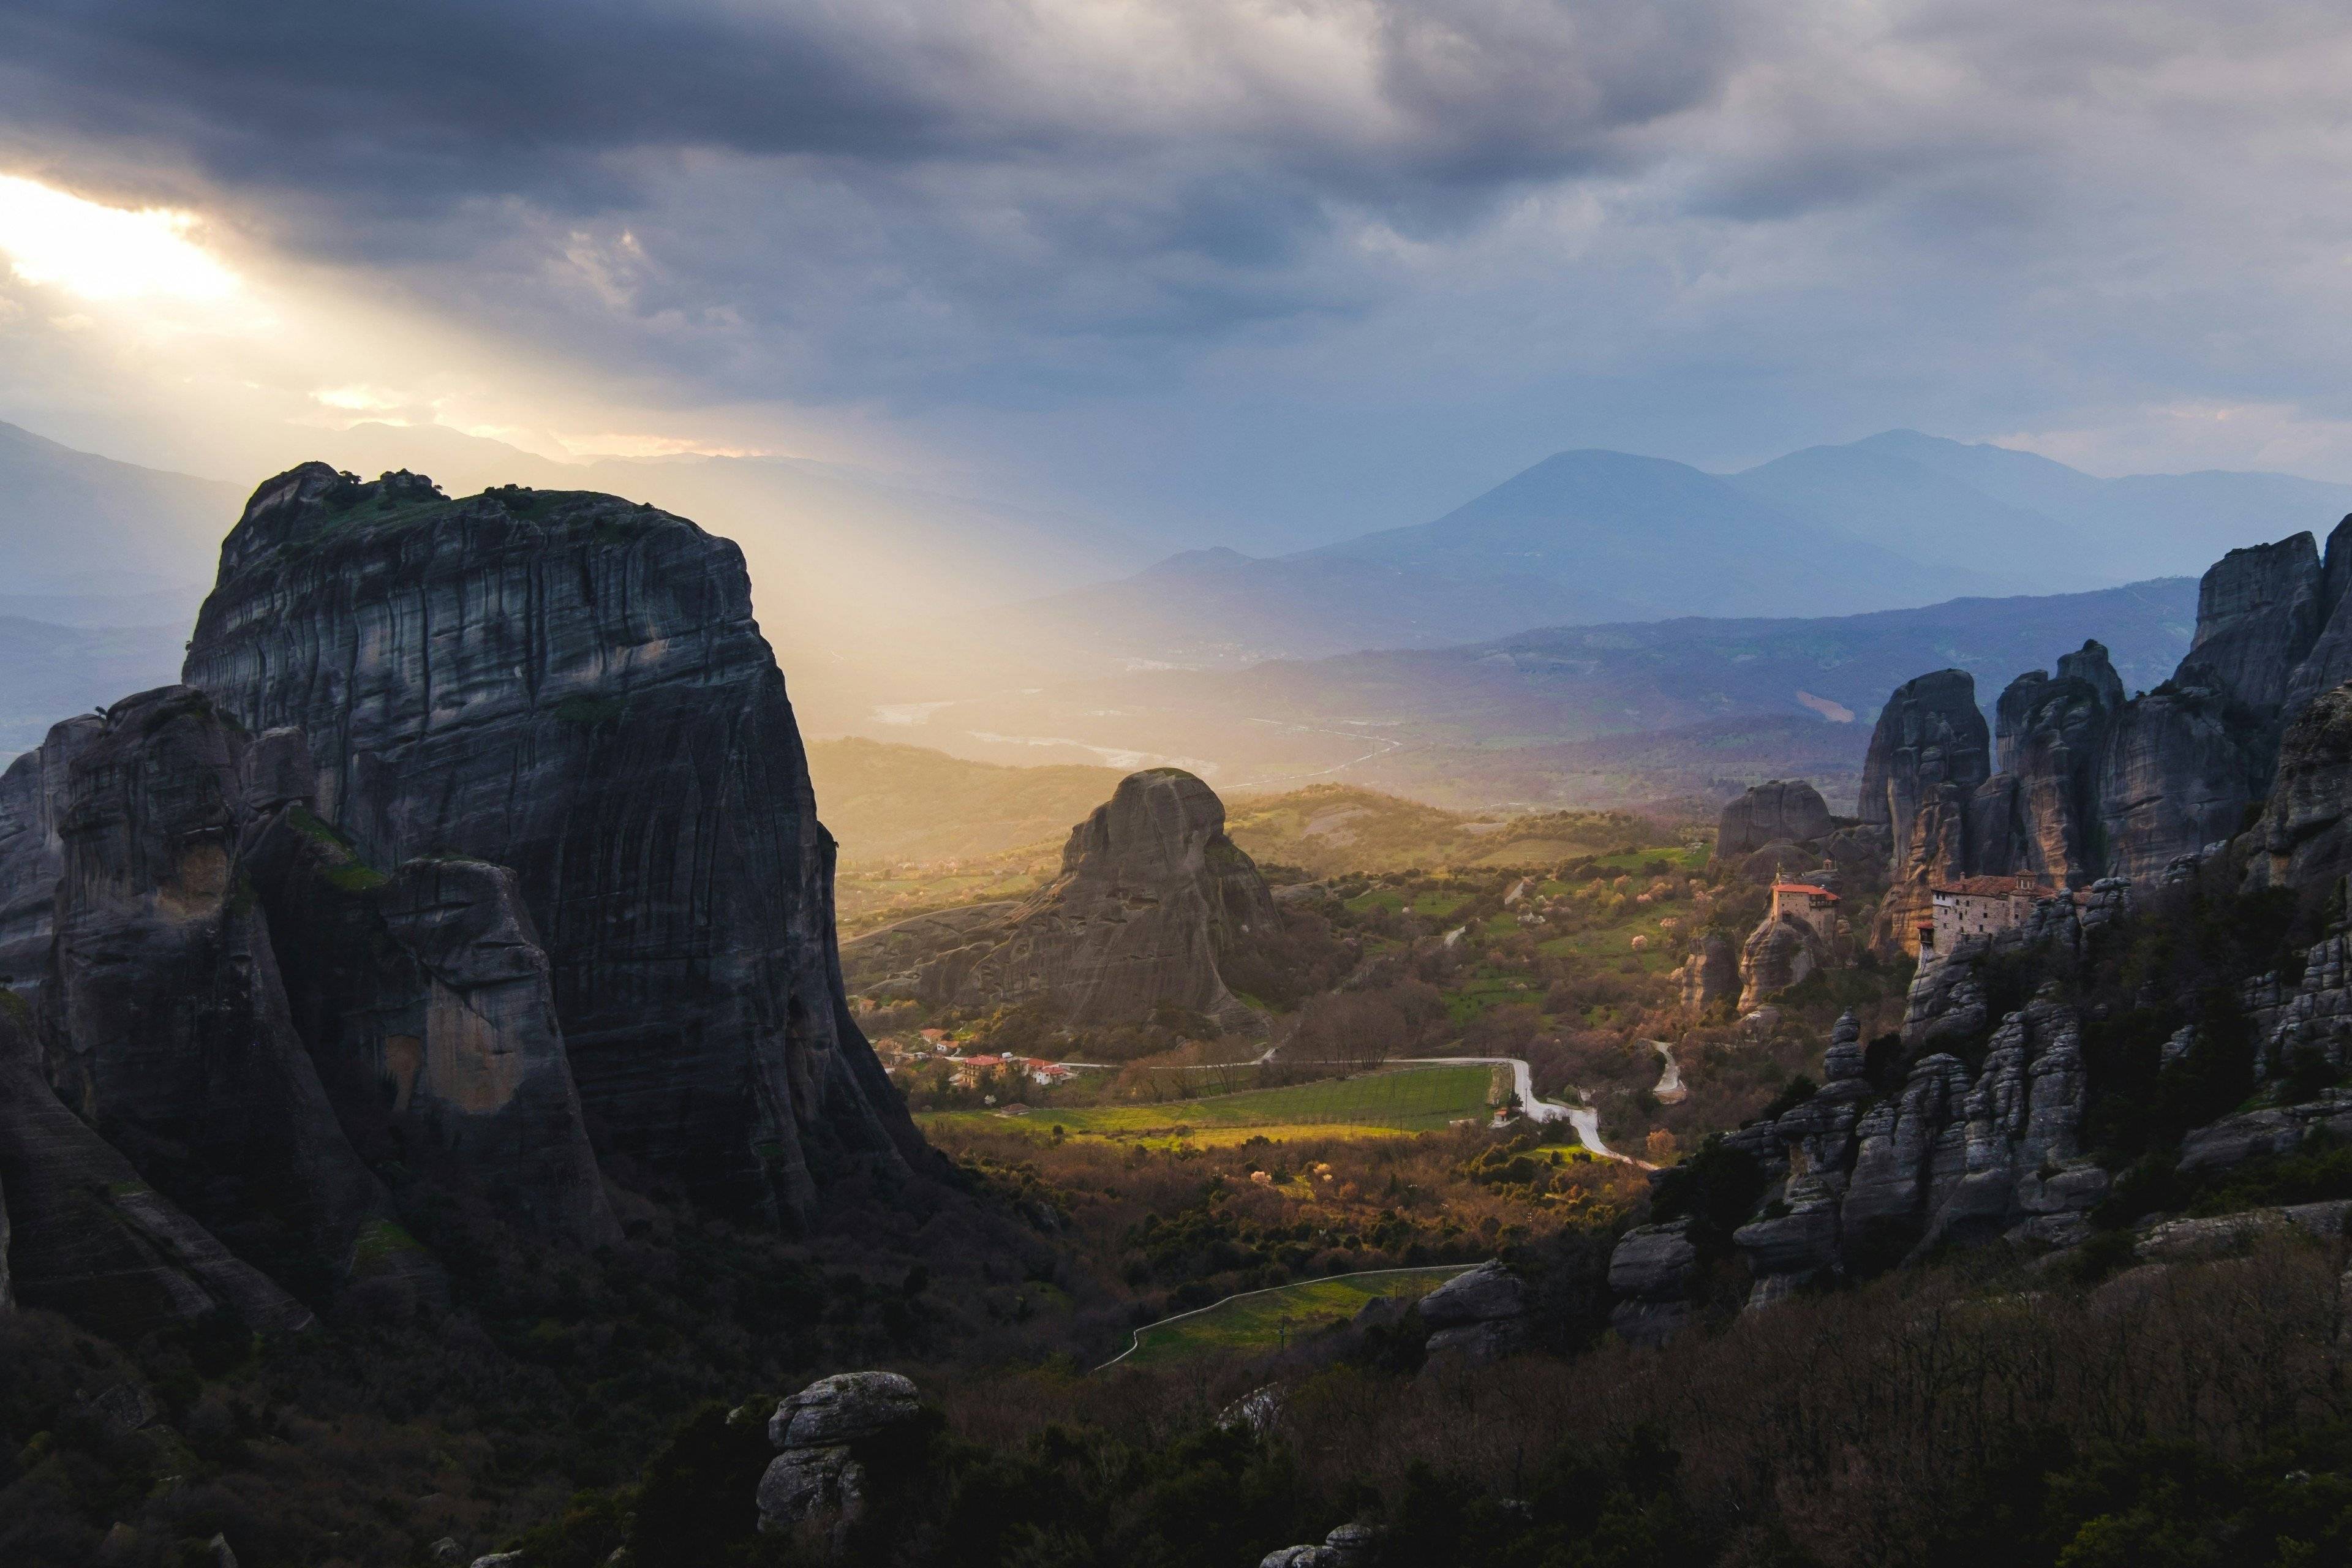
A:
[4, 0, 2352, 545]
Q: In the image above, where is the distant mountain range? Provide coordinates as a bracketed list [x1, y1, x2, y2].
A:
[875, 575, 2203, 810]
[1023, 432, 2352, 665]
[0, 421, 239, 610]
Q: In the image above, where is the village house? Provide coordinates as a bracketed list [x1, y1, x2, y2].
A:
[1920, 875, 2062, 954]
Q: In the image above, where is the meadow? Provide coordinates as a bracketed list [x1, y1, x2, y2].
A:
[1106, 1263, 1474, 1366]
[917, 1063, 1504, 1147]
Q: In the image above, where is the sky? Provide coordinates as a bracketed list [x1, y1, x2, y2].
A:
[4, 0, 2352, 557]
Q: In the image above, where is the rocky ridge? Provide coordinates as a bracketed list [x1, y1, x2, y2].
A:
[1864, 518, 2352, 956]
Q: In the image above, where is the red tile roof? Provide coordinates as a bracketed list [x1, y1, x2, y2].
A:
[1931, 876, 2060, 899]
[1771, 883, 1839, 900]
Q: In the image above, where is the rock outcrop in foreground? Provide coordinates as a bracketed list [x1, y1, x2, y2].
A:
[0, 464, 933, 1338]
[845, 768, 1279, 1033]
[757, 1371, 925, 1539]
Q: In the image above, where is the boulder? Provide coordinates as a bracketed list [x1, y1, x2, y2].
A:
[1259, 1524, 1379, 1568]
[1417, 1261, 1527, 1329]
[767, 1371, 922, 1449]
[758, 1372, 925, 1537]
[1607, 1218, 1698, 1344]
[1717, 781, 1833, 860]
[1423, 1319, 1531, 1365]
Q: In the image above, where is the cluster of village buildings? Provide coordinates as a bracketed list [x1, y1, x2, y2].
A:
[871, 1027, 1078, 1088]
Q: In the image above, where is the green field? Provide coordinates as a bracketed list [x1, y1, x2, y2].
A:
[1107, 1265, 1477, 1367]
[920, 1064, 1502, 1146]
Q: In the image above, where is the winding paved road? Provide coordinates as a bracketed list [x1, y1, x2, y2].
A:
[1390, 1055, 1636, 1163]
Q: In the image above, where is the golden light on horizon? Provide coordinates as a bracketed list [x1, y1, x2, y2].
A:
[0, 174, 239, 303]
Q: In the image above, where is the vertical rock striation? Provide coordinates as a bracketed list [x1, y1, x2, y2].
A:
[0, 714, 100, 995]
[182, 464, 928, 1223]
[1858, 670, 1989, 954]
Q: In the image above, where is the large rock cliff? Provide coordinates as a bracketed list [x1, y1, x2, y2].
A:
[0, 463, 939, 1340]
[1858, 670, 1989, 953]
[181, 464, 927, 1223]
[846, 769, 1280, 1033]
[1861, 521, 2352, 952]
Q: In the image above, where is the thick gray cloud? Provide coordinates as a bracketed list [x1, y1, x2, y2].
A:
[4, 0, 2352, 548]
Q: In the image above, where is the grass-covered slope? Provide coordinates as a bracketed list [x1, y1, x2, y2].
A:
[918, 1064, 1506, 1148]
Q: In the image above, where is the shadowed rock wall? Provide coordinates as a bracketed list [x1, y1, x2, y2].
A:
[182, 464, 928, 1223]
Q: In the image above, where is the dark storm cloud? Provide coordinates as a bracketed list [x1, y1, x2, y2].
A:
[0, 0, 1762, 401]
[9, 0, 2352, 528]
[0, 0, 1741, 218]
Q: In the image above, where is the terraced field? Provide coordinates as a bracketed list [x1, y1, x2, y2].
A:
[919, 1063, 1503, 1147]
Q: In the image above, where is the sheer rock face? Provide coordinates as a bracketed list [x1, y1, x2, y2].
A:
[46, 687, 398, 1284]
[0, 715, 100, 997]
[1737, 916, 1828, 1012]
[875, 769, 1280, 1033]
[1716, 780, 1833, 860]
[2098, 690, 2261, 882]
[1678, 932, 1738, 1012]
[0, 975, 314, 1339]
[2245, 681, 2352, 895]
[181, 464, 927, 1223]
[2177, 533, 2326, 723]
[1984, 643, 2125, 886]
[1858, 671, 1989, 955]
[243, 822, 619, 1250]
